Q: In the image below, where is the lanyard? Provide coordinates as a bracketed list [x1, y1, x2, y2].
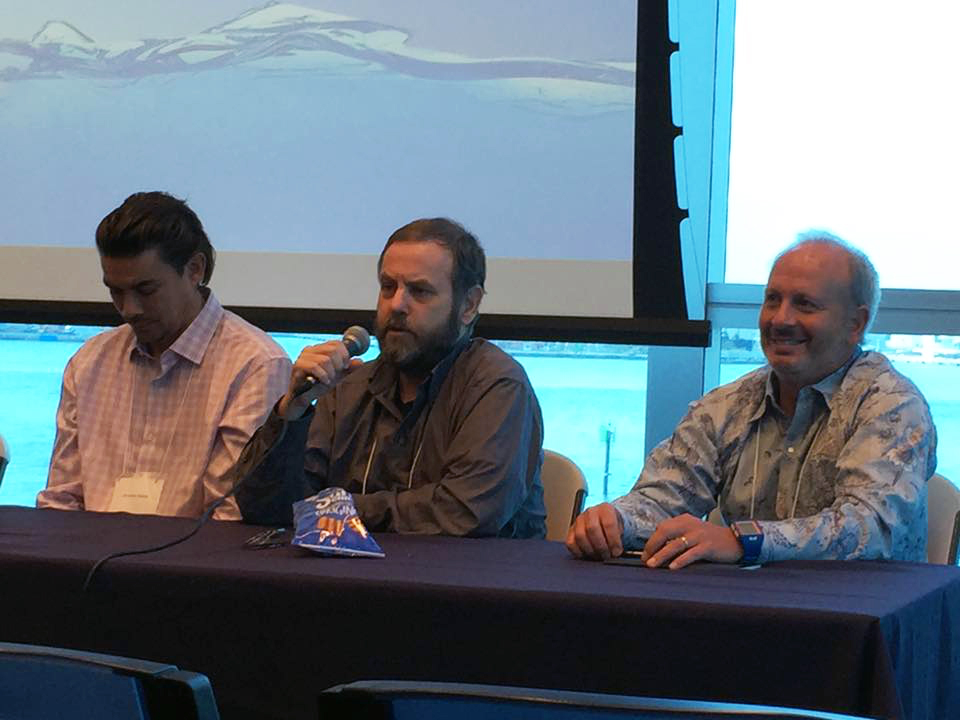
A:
[750, 412, 827, 520]
[360, 398, 432, 494]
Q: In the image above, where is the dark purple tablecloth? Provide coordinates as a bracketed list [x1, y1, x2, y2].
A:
[1, 506, 958, 720]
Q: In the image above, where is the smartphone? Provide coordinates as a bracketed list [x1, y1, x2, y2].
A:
[602, 548, 649, 567]
[243, 527, 291, 549]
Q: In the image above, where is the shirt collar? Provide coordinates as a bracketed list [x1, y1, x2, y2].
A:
[130, 290, 223, 368]
[422, 333, 472, 405]
[808, 347, 862, 408]
[752, 346, 862, 421]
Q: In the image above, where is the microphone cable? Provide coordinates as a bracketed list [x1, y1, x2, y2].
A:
[81, 418, 289, 593]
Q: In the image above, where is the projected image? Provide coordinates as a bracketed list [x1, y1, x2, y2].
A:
[0, 1, 636, 262]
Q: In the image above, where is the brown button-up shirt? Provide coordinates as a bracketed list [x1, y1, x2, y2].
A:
[238, 338, 546, 538]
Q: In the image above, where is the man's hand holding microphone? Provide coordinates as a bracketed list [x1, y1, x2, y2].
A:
[279, 326, 370, 420]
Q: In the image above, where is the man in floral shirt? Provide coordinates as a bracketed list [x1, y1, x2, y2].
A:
[568, 233, 936, 567]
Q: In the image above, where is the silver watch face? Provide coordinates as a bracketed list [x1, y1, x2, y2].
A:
[733, 520, 761, 537]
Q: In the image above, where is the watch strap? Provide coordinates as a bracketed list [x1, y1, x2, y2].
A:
[732, 521, 763, 565]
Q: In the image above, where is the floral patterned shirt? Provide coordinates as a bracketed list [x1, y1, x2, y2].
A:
[613, 350, 937, 563]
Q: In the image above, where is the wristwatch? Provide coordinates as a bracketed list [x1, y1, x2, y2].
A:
[730, 519, 764, 566]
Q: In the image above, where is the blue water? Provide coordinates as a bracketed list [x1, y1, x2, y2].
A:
[0, 333, 647, 507]
[2, 337, 957, 508]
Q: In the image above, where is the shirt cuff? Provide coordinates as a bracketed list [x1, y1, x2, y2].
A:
[612, 503, 645, 550]
[268, 400, 315, 428]
[755, 521, 774, 565]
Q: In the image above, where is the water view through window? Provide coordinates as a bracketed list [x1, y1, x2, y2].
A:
[4, 324, 955, 513]
[0, 325, 648, 509]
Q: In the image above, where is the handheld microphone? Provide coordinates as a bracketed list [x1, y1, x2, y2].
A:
[340, 325, 372, 357]
[292, 325, 371, 398]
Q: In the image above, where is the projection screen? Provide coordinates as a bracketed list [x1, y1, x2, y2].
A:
[1, 1, 703, 343]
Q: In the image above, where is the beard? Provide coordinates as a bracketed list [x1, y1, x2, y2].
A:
[375, 305, 463, 377]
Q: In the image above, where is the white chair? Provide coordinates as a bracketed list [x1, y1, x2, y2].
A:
[0, 433, 8, 487]
[541, 449, 588, 542]
[927, 473, 960, 565]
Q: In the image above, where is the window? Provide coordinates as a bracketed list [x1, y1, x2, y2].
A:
[0, 325, 648, 508]
[725, 0, 960, 292]
[690, 0, 960, 500]
[501, 343, 647, 506]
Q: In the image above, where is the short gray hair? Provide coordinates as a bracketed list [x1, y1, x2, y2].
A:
[773, 230, 880, 335]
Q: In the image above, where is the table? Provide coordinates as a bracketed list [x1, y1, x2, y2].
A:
[0, 507, 958, 720]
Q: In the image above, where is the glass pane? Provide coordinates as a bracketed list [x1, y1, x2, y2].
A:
[0, 325, 649, 511]
[725, 1, 960, 290]
[493, 342, 647, 507]
[0, 324, 106, 506]
[717, 329, 960, 486]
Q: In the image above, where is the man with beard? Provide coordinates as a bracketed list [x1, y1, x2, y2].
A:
[236, 218, 546, 537]
[567, 233, 936, 566]
[38, 192, 291, 519]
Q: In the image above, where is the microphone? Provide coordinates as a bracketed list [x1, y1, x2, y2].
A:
[341, 325, 372, 357]
[292, 325, 371, 398]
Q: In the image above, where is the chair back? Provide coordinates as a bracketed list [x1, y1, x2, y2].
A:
[0, 433, 8, 487]
[927, 473, 960, 565]
[0, 642, 220, 719]
[541, 449, 588, 541]
[319, 680, 874, 719]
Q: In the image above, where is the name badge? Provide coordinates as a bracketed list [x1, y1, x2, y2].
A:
[108, 472, 164, 515]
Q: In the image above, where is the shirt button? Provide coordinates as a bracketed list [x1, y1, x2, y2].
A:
[786, 446, 795, 454]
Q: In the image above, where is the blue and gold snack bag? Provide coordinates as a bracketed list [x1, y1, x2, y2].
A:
[291, 487, 385, 558]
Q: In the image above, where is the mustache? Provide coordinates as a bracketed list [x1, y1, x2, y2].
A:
[766, 328, 805, 338]
[381, 315, 411, 332]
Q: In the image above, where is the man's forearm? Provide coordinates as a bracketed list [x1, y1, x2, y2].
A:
[235, 409, 313, 525]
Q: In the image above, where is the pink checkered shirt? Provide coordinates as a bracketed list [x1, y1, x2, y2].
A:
[38, 292, 291, 519]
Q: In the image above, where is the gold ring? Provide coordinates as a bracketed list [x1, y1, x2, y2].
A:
[679, 535, 689, 549]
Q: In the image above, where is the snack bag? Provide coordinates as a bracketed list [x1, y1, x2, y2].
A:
[291, 487, 384, 558]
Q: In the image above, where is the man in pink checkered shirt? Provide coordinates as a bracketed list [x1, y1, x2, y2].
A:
[37, 192, 290, 519]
